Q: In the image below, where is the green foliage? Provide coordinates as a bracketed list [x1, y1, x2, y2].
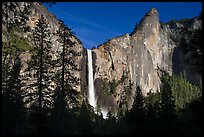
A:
[145, 91, 160, 106]
[48, 20, 82, 134]
[117, 72, 131, 115]
[14, 36, 31, 50]
[146, 72, 202, 113]
[2, 34, 31, 60]
[160, 74, 177, 121]
[170, 73, 202, 110]
[102, 78, 121, 96]
[144, 72, 202, 134]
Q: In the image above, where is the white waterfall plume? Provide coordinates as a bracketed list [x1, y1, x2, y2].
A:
[87, 49, 97, 109]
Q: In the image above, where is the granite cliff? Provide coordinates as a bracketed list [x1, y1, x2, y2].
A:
[91, 8, 202, 113]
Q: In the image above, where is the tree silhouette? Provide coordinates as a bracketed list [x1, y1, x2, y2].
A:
[49, 20, 82, 134]
[160, 75, 176, 119]
[125, 85, 146, 134]
[158, 74, 177, 135]
[55, 20, 81, 108]
[2, 57, 26, 134]
[75, 100, 93, 135]
[25, 15, 53, 134]
[2, 2, 31, 135]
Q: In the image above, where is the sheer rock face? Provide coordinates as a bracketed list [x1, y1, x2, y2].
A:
[92, 8, 201, 111]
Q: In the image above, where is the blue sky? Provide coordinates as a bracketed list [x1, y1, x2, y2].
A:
[44, 2, 202, 49]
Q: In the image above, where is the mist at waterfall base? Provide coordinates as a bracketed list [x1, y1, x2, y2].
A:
[87, 49, 107, 119]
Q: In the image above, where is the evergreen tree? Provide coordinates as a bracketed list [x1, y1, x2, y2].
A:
[132, 86, 146, 119]
[55, 20, 81, 108]
[2, 2, 31, 135]
[50, 20, 82, 134]
[29, 14, 53, 109]
[2, 57, 26, 134]
[170, 73, 202, 111]
[126, 85, 146, 134]
[25, 15, 53, 134]
[50, 86, 61, 134]
[160, 74, 177, 129]
[145, 92, 161, 123]
[75, 100, 93, 135]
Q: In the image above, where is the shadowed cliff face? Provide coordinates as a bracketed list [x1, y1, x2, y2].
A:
[92, 8, 202, 112]
[169, 18, 202, 85]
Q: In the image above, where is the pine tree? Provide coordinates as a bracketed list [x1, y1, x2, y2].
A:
[75, 100, 93, 135]
[56, 20, 81, 108]
[126, 85, 146, 134]
[160, 74, 177, 126]
[50, 86, 63, 134]
[145, 91, 161, 124]
[132, 86, 146, 121]
[2, 57, 26, 134]
[28, 14, 53, 109]
[50, 20, 82, 134]
[25, 15, 53, 134]
[2, 2, 31, 134]
[168, 73, 201, 111]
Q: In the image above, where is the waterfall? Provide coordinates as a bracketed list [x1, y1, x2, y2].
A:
[87, 49, 108, 119]
[87, 49, 97, 109]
